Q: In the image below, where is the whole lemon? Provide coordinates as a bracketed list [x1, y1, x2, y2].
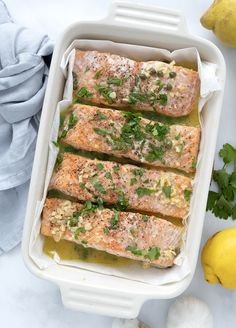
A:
[200, 0, 236, 48]
[202, 227, 236, 289]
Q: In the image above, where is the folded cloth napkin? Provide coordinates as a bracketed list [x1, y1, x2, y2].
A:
[0, 0, 53, 253]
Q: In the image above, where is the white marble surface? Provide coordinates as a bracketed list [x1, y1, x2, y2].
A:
[1, 0, 236, 327]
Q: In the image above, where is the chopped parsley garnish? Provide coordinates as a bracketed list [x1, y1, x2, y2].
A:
[162, 185, 172, 198]
[125, 245, 161, 260]
[158, 93, 168, 106]
[105, 172, 112, 180]
[129, 227, 137, 236]
[79, 182, 86, 189]
[136, 187, 155, 197]
[55, 153, 63, 169]
[91, 107, 171, 162]
[68, 112, 78, 130]
[109, 210, 120, 229]
[123, 111, 142, 120]
[52, 141, 59, 147]
[128, 91, 167, 106]
[101, 111, 144, 153]
[103, 112, 144, 152]
[192, 157, 197, 169]
[156, 79, 164, 90]
[95, 196, 104, 208]
[92, 109, 171, 162]
[74, 227, 86, 237]
[142, 215, 148, 222]
[103, 227, 110, 235]
[60, 112, 79, 138]
[131, 168, 145, 176]
[107, 76, 124, 86]
[94, 70, 102, 79]
[145, 122, 169, 142]
[115, 190, 129, 210]
[68, 200, 103, 228]
[127, 80, 168, 106]
[125, 245, 146, 256]
[120, 112, 145, 145]
[207, 143, 236, 220]
[130, 177, 137, 186]
[92, 111, 107, 121]
[184, 189, 192, 201]
[77, 87, 93, 98]
[128, 92, 147, 104]
[83, 200, 100, 214]
[95, 84, 114, 103]
[113, 164, 120, 173]
[147, 247, 161, 261]
[68, 217, 78, 227]
[89, 173, 98, 185]
[94, 127, 111, 136]
[144, 143, 165, 162]
[61, 129, 68, 138]
[169, 71, 177, 78]
[96, 163, 104, 171]
[93, 182, 107, 194]
[73, 77, 78, 90]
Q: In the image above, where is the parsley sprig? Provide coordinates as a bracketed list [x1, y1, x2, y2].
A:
[207, 143, 236, 220]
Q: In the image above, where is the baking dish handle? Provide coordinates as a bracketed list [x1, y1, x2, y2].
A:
[59, 283, 144, 318]
[104, 0, 188, 35]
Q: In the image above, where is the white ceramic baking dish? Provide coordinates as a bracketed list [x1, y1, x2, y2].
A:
[22, 0, 225, 318]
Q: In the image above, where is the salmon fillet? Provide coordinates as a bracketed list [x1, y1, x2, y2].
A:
[62, 104, 200, 173]
[41, 198, 184, 268]
[73, 50, 200, 117]
[49, 153, 192, 219]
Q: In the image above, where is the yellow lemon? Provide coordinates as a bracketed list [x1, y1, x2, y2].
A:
[200, 0, 236, 48]
[202, 227, 236, 289]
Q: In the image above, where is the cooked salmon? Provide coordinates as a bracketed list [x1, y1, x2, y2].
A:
[41, 198, 184, 268]
[49, 153, 192, 219]
[62, 104, 200, 173]
[73, 50, 200, 117]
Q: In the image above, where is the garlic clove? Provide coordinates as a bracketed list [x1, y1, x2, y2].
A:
[166, 295, 213, 328]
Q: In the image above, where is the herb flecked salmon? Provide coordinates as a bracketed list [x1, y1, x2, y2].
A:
[61, 104, 200, 173]
[49, 153, 192, 219]
[73, 50, 200, 117]
[41, 198, 184, 268]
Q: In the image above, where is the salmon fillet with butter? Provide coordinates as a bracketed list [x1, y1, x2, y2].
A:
[73, 50, 200, 117]
[49, 153, 192, 219]
[41, 198, 184, 268]
[61, 104, 200, 173]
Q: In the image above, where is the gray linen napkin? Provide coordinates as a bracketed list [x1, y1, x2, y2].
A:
[0, 0, 53, 253]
